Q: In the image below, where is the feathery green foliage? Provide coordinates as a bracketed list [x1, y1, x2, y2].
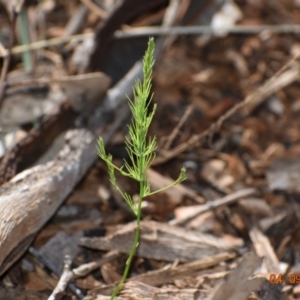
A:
[97, 38, 186, 299]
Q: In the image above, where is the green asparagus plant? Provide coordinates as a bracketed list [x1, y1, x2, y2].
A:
[97, 38, 186, 300]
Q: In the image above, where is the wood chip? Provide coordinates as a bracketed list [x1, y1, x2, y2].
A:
[79, 220, 243, 263]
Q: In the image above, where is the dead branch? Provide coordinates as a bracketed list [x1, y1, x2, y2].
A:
[0, 129, 96, 276]
[170, 187, 257, 226]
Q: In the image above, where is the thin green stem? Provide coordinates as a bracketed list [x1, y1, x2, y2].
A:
[110, 181, 144, 300]
[146, 180, 182, 197]
[145, 167, 186, 197]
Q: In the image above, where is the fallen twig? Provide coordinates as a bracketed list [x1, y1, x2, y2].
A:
[153, 56, 300, 165]
[170, 188, 257, 226]
[29, 247, 85, 300]
[47, 255, 77, 300]
[3, 25, 300, 58]
[45, 251, 119, 300]
[114, 24, 300, 38]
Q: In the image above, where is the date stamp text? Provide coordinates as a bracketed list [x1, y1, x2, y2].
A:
[269, 274, 300, 284]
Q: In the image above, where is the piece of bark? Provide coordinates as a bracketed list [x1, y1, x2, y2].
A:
[85, 281, 202, 300]
[209, 252, 266, 300]
[79, 220, 243, 263]
[39, 231, 83, 274]
[129, 251, 236, 287]
[0, 129, 96, 275]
